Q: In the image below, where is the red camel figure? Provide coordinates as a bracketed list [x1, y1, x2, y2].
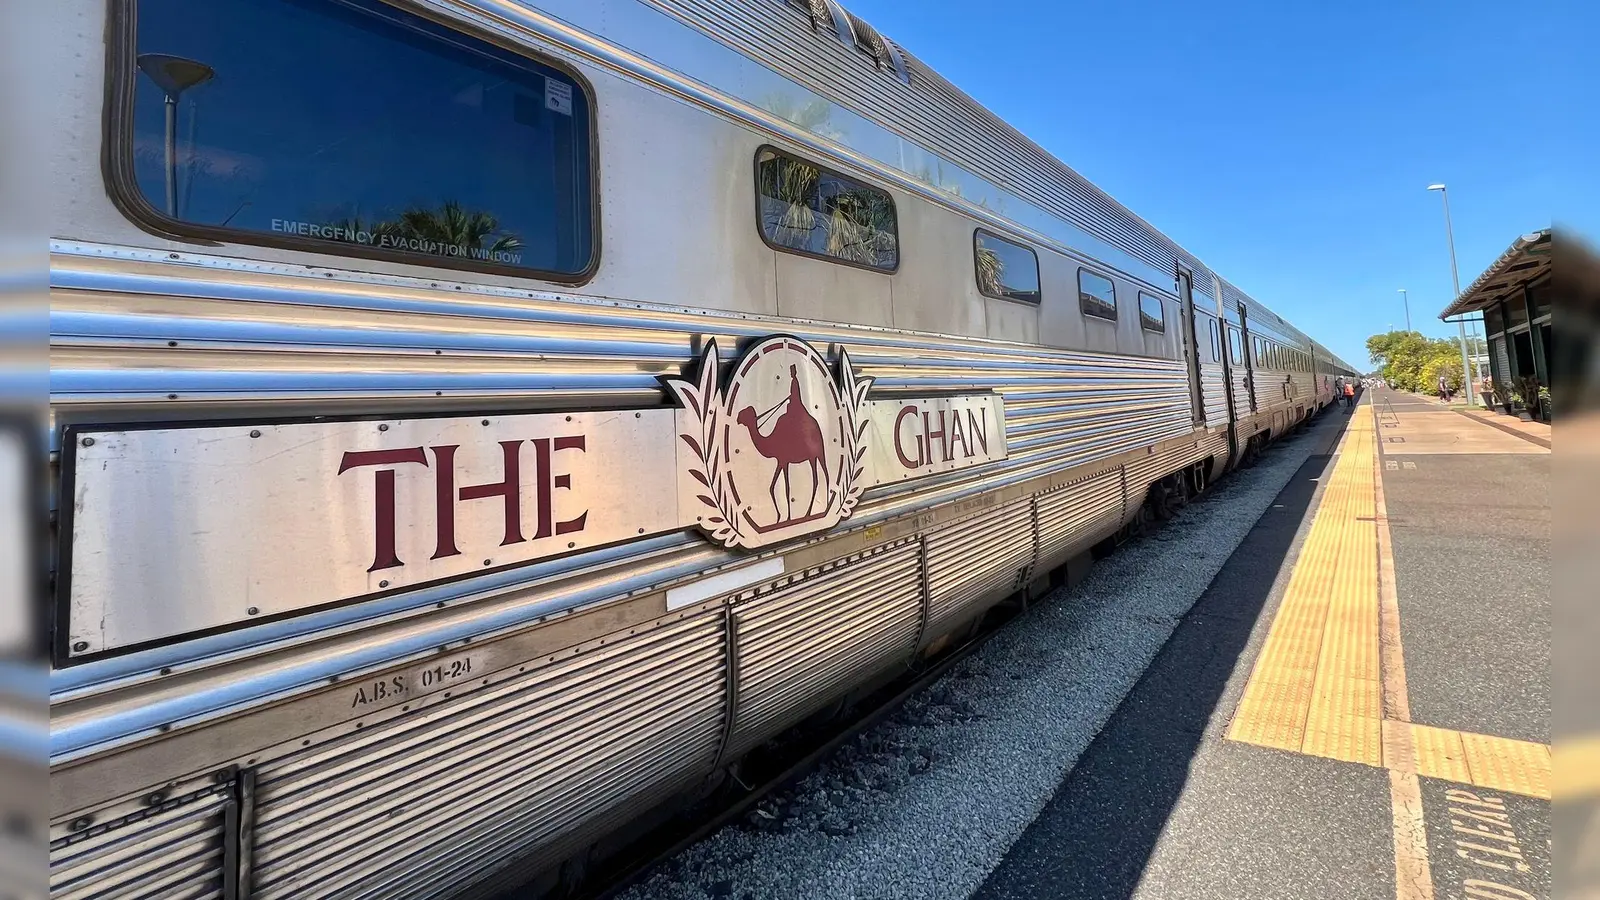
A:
[736, 365, 832, 522]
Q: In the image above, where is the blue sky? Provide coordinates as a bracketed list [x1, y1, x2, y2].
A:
[841, 0, 1578, 369]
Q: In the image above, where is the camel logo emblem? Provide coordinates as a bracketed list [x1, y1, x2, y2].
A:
[667, 336, 872, 550]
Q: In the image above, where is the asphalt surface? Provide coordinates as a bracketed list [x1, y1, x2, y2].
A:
[1378, 391, 1551, 744]
[978, 390, 1549, 900]
[974, 410, 1398, 900]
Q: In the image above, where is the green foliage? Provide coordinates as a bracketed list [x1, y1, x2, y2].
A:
[1364, 330, 1478, 393]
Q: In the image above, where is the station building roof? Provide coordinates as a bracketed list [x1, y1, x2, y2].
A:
[1439, 228, 1551, 319]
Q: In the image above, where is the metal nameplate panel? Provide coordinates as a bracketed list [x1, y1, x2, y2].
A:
[62, 336, 1010, 660]
[863, 394, 1007, 487]
[66, 410, 681, 657]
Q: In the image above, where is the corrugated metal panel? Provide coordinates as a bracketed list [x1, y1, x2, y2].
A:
[1493, 336, 1511, 388]
[1292, 372, 1314, 404]
[1200, 362, 1228, 426]
[49, 787, 230, 900]
[1231, 368, 1254, 417]
[728, 541, 922, 755]
[923, 500, 1033, 637]
[1033, 468, 1122, 570]
[638, 0, 1206, 280]
[248, 611, 725, 900]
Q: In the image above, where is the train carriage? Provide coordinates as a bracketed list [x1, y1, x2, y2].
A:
[42, 0, 1355, 897]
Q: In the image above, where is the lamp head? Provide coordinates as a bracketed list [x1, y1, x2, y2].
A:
[137, 54, 214, 97]
[1427, 183, 1447, 192]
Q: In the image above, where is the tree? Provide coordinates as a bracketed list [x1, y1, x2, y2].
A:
[1366, 330, 1477, 392]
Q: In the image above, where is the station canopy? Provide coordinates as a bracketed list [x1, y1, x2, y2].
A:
[1439, 228, 1551, 319]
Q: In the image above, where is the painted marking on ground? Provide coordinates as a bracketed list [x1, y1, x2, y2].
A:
[1227, 399, 1551, 899]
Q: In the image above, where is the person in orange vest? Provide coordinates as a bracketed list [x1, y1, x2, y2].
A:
[1343, 380, 1356, 408]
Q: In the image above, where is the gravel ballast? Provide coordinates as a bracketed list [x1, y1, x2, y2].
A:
[623, 426, 1331, 900]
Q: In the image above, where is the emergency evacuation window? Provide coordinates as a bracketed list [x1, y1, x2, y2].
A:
[974, 230, 1041, 303]
[1078, 269, 1117, 320]
[757, 148, 899, 271]
[1137, 292, 1165, 333]
[121, 0, 596, 279]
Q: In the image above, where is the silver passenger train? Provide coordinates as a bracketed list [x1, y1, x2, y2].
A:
[45, 0, 1356, 897]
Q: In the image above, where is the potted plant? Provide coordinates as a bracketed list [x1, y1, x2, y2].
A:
[1513, 375, 1542, 421]
[1490, 379, 1514, 414]
[1538, 386, 1552, 421]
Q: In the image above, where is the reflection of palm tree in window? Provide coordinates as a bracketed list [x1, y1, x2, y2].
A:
[824, 188, 896, 266]
[397, 201, 523, 254]
[764, 155, 820, 250]
[327, 201, 522, 256]
[976, 244, 1003, 296]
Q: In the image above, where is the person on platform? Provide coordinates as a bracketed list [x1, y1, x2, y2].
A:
[1343, 380, 1356, 408]
[1438, 374, 1450, 403]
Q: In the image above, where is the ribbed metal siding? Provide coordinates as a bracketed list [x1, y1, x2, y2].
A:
[923, 501, 1033, 637]
[1291, 372, 1314, 405]
[1199, 362, 1228, 426]
[1493, 336, 1511, 389]
[248, 612, 725, 900]
[1123, 433, 1228, 515]
[49, 788, 230, 900]
[1033, 469, 1122, 571]
[728, 542, 922, 756]
[1231, 368, 1254, 417]
[639, 0, 1206, 279]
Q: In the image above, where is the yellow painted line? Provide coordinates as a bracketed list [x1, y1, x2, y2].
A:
[1389, 769, 1437, 900]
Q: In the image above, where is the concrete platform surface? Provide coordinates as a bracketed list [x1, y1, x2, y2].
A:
[981, 389, 1550, 900]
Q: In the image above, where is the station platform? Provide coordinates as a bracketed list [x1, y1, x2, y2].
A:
[975, 389, 1551, 900]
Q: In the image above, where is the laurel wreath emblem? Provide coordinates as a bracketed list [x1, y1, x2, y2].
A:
[666, 338, 873, 549]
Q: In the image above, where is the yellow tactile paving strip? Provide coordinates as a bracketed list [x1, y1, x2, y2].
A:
[1230, 411, 1382, 765]
[1227, 408, 1551, 800]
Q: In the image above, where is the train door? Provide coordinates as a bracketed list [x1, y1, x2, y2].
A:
[1229, 303, 1257, 413]
[1177, 270, 1203, 428]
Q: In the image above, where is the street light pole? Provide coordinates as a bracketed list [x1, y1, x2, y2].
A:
[136, 54, 214, 219]
[1428, 183, 1474, 406]
[1397, 288, 1411, 331]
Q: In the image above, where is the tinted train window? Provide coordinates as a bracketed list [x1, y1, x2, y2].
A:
[123, 0, 595, 278]
[1078, 269, 1117, 321]
[1229, 328, 1244, 365]
[1209, 319, 1221, 361]
[1137, 292, 1165, 333]
[757, 148, 899, 271]
[974, 230, 1040, 303]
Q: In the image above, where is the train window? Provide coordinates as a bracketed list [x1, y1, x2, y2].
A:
[1078, 269, 1117, 321]
[756, 148, 899, 271]
[116, 0, 597, 280]
[1137, 292, 1165, 333]
[1229, 328, 1244, 365]
[974, 230, 1040, 303]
